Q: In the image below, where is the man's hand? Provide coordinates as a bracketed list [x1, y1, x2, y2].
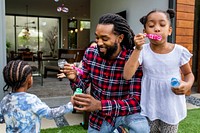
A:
[60, 63, 77, 81]
[57, 73, 66, 78]
[73, 94, 102, 112]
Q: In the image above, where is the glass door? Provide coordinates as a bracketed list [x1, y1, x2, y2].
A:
[6, 15, 60, 58]
[68, 19, 77, 49]
[16, 16, 38, 52]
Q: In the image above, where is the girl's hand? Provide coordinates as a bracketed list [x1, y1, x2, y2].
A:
[171, 80, 191, 95]
[134, 33, 146, 50]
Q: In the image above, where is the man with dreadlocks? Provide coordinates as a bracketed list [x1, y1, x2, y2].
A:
[0, 60, 73, 133]
[62, 13, 150, 132]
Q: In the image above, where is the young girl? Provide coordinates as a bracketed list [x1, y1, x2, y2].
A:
[0, 60, 73, 133]
[123, 9, 194, 133]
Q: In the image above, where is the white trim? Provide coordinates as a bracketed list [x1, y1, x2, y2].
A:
[0, 0, 6, 100]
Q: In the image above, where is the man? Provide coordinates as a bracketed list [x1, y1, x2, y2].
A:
[63, 13, 149, 133]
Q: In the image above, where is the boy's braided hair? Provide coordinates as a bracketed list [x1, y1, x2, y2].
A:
[98, 13, 135, 50]
[3, 60, 32, 92]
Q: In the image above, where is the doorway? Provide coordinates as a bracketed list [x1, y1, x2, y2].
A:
[193, 0, 200, 92]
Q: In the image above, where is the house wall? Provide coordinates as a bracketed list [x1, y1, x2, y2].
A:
[90, 0, 168, 40]
[176, 0, 195, 93]
[176, 0, 195, 54]
[0, 0, 7, 100]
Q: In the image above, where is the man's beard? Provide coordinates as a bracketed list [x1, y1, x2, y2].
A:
[97, 42, 118, 60]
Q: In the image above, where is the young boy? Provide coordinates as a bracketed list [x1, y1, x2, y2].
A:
[0, 60, 73, 133]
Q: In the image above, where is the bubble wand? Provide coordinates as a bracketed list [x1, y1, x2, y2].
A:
[145, 34, 162, 41]
[72, 66, 83, 75]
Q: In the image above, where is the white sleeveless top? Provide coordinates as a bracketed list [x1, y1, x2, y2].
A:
[138, 43, 192, 124]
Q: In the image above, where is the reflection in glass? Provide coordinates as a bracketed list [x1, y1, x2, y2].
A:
[6, 15, 60, 58]
[39, 18, 59, 57]
[16, 16, 38, 52]
[68, 31, 77, 49]
[68, 19, 77, 49]
[80, 20, 90, 29]
[6, 16, 15, 53]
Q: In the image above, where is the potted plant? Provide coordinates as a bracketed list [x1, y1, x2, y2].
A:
[6, 41, 12, 54]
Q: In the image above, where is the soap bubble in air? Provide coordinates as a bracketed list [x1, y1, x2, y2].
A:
[57, 7, 62, 12]
[62, 7, 69, 13]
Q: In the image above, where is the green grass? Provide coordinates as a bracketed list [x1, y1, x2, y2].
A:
[41, 108, 200, 133]
[178, 108, 200, 133]
[41, 125, 87, 133]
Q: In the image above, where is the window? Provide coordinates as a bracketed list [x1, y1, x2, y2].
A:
[6, 15, 60, 57]
[68, 19, 77, 29]
[68, 19, 77, 49]
[80, 20, 90, 29]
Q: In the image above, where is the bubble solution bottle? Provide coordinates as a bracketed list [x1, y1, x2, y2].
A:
[74, 88, 83, 95]
[73, 88, 83, 108]
[171, 78, 180, 88]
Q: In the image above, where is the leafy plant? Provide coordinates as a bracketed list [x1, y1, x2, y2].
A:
[6, 41, 12, 49]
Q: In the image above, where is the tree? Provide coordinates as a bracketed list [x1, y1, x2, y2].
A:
[45, 27, 58, 56]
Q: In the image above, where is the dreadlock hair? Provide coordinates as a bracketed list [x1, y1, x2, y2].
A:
[98, 13, 135, 50]
[140, 9, 176, 28]
[3, 60, 32, 92]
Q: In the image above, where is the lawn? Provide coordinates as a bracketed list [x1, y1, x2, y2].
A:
[178, 108, 200, 133]
[41, 125, 87, 133]
[41, 108, 200, 133]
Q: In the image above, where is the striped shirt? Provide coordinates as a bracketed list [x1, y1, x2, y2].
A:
[71, 46, 142, 130]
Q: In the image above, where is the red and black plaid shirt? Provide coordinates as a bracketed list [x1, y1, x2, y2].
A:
[71, 46, 142, 131]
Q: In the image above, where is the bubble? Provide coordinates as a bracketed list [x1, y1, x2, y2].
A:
[62, 7, 69, 13]
[57, 7, 62, 12]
